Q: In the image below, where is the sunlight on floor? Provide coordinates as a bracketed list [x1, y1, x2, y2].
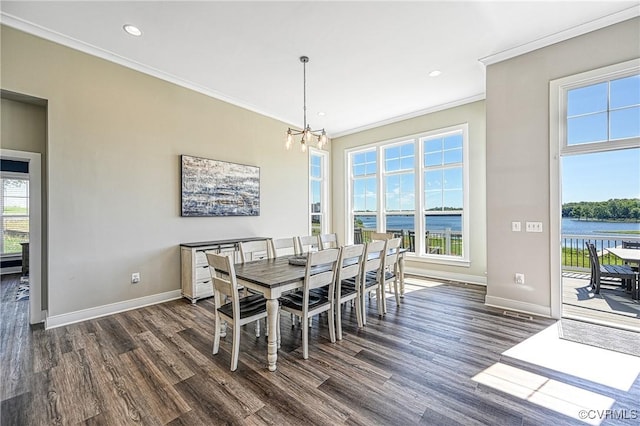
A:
[401, 277, 445, 294]
[472, 362, 615, 425]
[502, 323, 640, 391]
[473, 322, 640, 425]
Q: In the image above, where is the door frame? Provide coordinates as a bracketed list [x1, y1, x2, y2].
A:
[549, 58, 640, 319]
[1, 149, 44, 324]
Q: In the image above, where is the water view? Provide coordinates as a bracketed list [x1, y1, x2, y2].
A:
[562, 218, 639, 235]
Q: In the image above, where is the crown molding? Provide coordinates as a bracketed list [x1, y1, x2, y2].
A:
[0, 12, 293, 127]
[331, 93, 486, 139]
[479, 6, 640, 66]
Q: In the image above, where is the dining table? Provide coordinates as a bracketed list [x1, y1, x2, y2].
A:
[605, 246, 640, 300]
[233, 249, 407, 371]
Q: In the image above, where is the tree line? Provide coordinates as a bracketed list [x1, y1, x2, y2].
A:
[562, 198, 640, 221]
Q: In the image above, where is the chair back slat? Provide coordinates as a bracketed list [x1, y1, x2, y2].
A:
[239, 240, 271, 263]
[305, 248, 339, 292]
[206, 252, 238, 300]
[337, 244, 364, 282]
[383, 237, 403, 271]
[298, 235, 320, 254]
[270, 237, 298, 257]
[362, 240, 385, 273]
[319, 233, 339, 250]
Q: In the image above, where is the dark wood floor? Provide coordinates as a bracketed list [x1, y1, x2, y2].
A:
[1, 273, 638, 425]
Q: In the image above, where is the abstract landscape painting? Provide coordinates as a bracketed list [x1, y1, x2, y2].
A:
[181, 155, 260, 216]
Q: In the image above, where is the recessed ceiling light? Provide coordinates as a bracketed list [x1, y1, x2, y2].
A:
[318, 112, 326, 117]
[123, 24, 142, 37]
[428, 70, 442, 77]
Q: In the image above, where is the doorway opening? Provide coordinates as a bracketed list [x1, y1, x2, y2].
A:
[550, 59, 639, 332]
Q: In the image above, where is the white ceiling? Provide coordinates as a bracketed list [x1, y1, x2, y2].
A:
[1, 1, 638, 137]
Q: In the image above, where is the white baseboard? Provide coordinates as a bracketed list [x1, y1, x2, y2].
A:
[45, 289, 183, 329]
[484, 295, 551, 318]
[404, 266, 487, 286]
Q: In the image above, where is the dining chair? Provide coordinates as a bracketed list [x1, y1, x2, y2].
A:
[334, 244, 365, 339]
[381, 237, 403, 308]
[319, 233, 339, 250]
[206, 252, 271, 371]
[279, 248, 339, 359]
[239, 240, 272, 263]
[239, 240, 272, 337]
[297, 235, 320, 254]
[269, 237, 299, 257]
[343, 240, 386, 325]
[586, 242, 635, 294]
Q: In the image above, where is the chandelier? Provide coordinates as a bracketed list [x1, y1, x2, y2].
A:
[285, 56, 327, 152]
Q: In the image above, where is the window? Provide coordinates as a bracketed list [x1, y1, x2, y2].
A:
[558, 60, 640, 155]
[384, 141, 415, 236]
[1, 173, 29, 255]
[423, 131, 464, 256]
[309, 149, 329, 236]
[347, 124, 469, 262]
[352, 149, 378, 233]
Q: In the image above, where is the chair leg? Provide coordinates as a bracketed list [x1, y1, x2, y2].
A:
[355, 294, 363, 328]
[394, 277, 401, 306]
[212, 313, 222, 355]
[336, 300, 343, 340]
[255, 320, 260, 337]
[328, 304, 336, 343]
[302, 317, 309, 359]
[230, 322, 240, 371]
[361, 292, 367, 326]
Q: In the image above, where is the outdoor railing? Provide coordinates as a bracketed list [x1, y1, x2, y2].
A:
[353, 229, 639, 268]
[562, 234, 640, 271]
[355, 228, 463, 256]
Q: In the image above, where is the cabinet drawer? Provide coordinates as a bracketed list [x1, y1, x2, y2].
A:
[195, 265, 211, 281]
[195, 251, 209, 267]
[196, 280, 214, 298]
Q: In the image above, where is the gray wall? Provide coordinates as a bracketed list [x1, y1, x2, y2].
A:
[332, 100, 487, 283]
[1, 26, 312, 318]
[485, 17, 640, 315]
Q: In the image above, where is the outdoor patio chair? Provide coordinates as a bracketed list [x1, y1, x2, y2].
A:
[586, 242, 635, 294]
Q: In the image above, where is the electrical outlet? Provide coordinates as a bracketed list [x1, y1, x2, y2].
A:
[514, 273, 525, 285]
[131, 272, 141, 284]
[511, 221, 521, 232]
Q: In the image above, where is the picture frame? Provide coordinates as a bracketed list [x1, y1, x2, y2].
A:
[181, 155, 260, 217]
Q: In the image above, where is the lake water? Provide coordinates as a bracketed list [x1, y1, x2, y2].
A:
[561, 218, 639, 236]
[355, 215, 639, 236]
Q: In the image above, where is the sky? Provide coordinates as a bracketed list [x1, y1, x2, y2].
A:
[562, 148, 640, 203]
[562, 74, 639, 203]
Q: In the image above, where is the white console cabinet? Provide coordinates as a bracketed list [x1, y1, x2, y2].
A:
[180, 237, 268, 303]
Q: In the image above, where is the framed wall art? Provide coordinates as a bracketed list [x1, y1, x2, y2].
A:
[181, 155, 260, 217]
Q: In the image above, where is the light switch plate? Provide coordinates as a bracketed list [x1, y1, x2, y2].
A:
[511, 221, 521, 232]
[526, 221, 543, 232]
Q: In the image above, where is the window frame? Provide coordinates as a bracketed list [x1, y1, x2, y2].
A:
[345, 123, 470, 265]
[309, 148, 329, 236]
[557, 60, 640, 156]
[1, 171, 30, 257]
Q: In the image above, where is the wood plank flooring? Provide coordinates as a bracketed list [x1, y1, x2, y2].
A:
[2, 273, 639, 425]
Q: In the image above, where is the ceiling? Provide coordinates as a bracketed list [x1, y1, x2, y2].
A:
[1, 1, 638, 137]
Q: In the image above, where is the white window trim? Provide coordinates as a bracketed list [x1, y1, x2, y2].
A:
[309, 148, 329, 235]
[1, 171, 30, 257]
[345, 123, 470, 265]
[549, 58, 640, 319]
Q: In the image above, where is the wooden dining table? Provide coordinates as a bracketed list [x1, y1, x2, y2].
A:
[234, 249, 407, 371]
[234, 256, 309, 371]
